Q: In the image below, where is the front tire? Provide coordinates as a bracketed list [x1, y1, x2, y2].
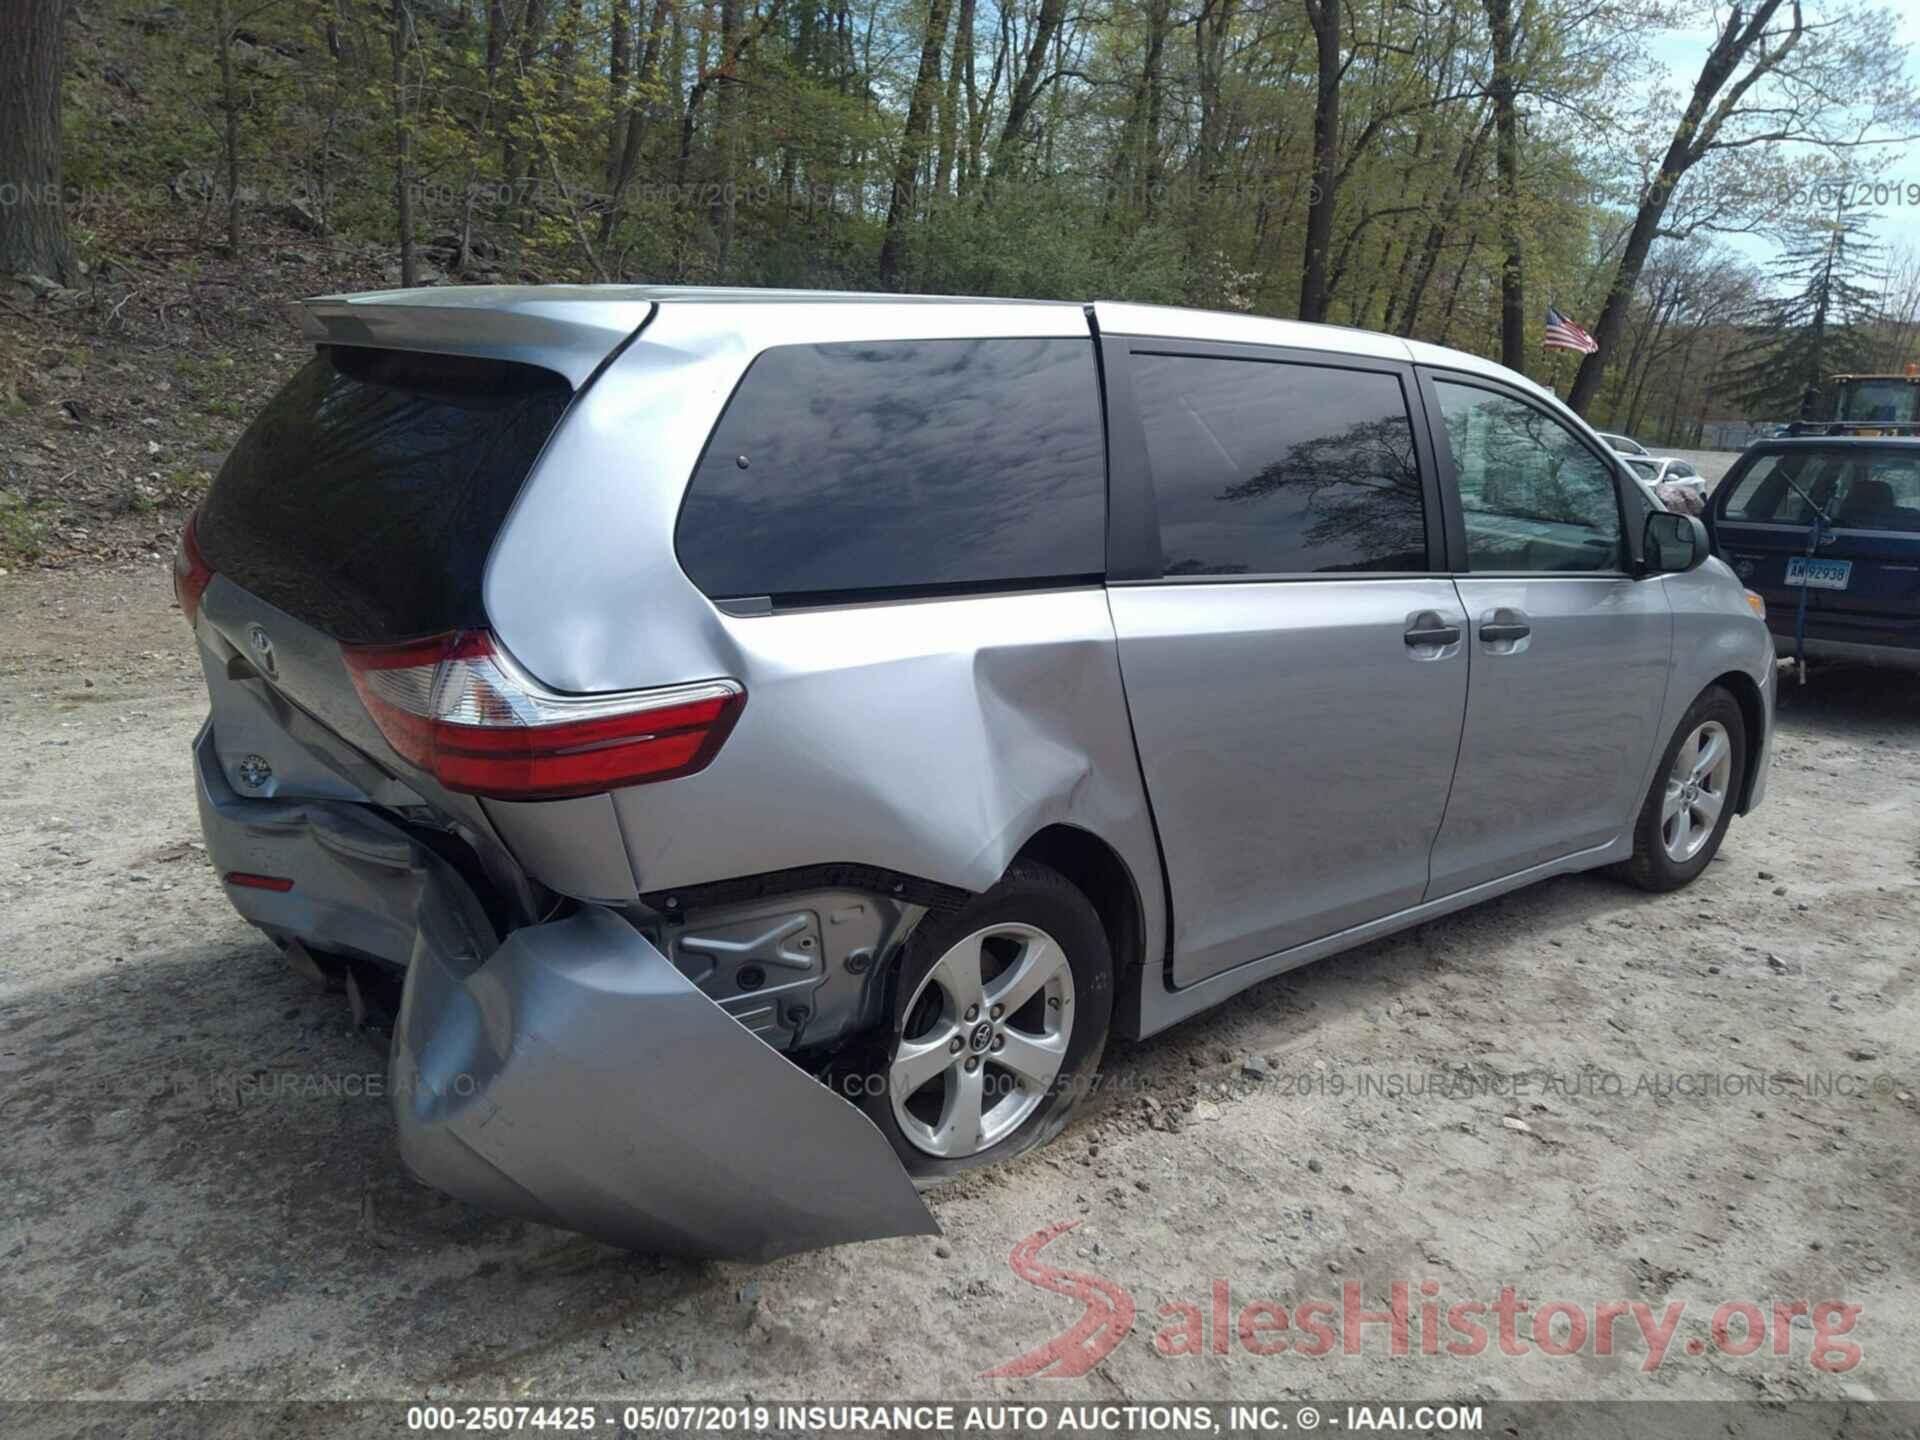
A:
[858, 861, 1113, 1181]
[1624, 685, 1747, 892]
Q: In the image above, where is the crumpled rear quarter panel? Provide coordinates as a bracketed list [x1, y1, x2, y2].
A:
[483, 302, 1166, 958]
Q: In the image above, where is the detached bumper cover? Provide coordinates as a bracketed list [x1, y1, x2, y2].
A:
[392, 901, 937, 1260]
[193, 727, 937, 1260]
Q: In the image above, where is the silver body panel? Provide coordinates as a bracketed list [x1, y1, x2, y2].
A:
[481, 296, 1167, 953]
[1108, 579, 1468, 984]
[1427, 576, 1671, 896]
[393, 898, 937, 1260]
[187, 285, 1779, 1256]
[192, 721, 936, 1257]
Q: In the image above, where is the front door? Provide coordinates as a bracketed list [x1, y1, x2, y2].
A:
[1102, 341, 1469, 985]
[1419, 374, 1672, 897]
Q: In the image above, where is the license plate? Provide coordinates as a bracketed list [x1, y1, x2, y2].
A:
[1784, 556, 1852, 590]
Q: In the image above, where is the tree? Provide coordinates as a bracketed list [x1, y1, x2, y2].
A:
[390, 0, 417, 286]
[879, 0, 954, 289]
[1567, 0, 1920, 415]
[1484, 0, 1525, 373]
[1, 0, 71, 282]
[1297, 0, 1340, 323]
[993, 0, 1070, 174]
[1723, 200, 1883, 420]
[36, 0, 1913, 363]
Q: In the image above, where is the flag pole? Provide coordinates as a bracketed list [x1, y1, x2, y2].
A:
[1544, 304, 1560, 396]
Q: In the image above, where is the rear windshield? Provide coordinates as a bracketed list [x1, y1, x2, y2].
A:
[196, 347, 571, 643]
[1721, 448, 1920, 532]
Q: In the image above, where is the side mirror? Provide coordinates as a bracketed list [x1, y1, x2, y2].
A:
[1642, 510, 1709, 575]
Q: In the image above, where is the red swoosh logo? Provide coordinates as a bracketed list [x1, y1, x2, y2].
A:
[980, 1221, 1136, 1378]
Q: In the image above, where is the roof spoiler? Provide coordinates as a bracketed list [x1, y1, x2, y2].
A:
[300, 287, 656, 388]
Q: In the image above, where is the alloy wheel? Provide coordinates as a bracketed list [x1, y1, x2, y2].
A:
[888, 923, 1074, 1159]
[1661, 719, 1732, 863]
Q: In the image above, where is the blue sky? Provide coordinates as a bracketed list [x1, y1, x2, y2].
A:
[1638, 6, 1920, 273]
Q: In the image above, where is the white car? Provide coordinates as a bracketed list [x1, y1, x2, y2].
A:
[1620, 464, 1669, 513]
[1598, 431, 1652, 458]
[1624, 455, 1708, 511]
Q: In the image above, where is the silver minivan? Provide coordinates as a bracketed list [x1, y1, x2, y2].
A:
[177, 287, 1776, 1259]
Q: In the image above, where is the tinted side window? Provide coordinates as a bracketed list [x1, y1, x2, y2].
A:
[1131, 355, 1428, 575]
[676, 338, 1105, 600]
[1432, 381, 1623, 572]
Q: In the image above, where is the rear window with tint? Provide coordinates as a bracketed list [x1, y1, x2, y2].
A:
[1722, 448, 1920, 532]
[196, 347, 570, 644]
[675, 338, 1106, 601]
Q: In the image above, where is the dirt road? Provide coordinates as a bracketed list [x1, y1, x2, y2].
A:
[2, 563, 1916, 1405]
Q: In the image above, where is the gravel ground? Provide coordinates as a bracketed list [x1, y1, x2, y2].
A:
[2, 562, 1917, 1411]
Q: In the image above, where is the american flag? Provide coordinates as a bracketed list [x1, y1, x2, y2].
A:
[1544, 306, 1599, 354]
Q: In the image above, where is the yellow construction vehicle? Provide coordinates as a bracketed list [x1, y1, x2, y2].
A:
[1789, 364, 1920, 436]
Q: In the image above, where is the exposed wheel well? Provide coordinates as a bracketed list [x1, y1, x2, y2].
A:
[1013, 825, 1145, 982]
[1708, 669, 1767, 815]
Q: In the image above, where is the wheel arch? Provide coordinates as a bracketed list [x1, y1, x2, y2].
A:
[1708, 668, 1766, 815]
[1011, 823, 1146, 1003]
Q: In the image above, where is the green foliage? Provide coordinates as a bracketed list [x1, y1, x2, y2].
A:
[0, 491, 51, 562]
[48, 0, 1917, 447]
[1725, 204, 1886, 421]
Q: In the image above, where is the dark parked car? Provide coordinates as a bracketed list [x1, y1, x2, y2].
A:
[1707, 437, 1920, 671]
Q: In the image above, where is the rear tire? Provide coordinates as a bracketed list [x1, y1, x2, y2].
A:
[856, 861, 1112, 1182]
[1623, 685, 1747, 892]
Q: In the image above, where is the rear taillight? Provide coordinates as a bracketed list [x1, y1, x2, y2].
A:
[341, 631, 744, 801]
[226, 872, 295, 892]
[174, 511, 214, 625]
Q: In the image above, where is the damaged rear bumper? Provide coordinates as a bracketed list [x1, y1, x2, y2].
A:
[392, 900, 937, 1260]
[193, 726, 937, 1260]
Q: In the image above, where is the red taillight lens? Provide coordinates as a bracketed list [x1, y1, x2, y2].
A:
[174, 511, 214, 626]
[341, 630, 745, 801]
[226, 872, 295, 892]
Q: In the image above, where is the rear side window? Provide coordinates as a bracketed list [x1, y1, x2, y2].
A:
[196, 347, 571, 643]
[1724, 448, 1920, 532]
[676, 338, 1105, 601]
[1131, 355, 1428, 575]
